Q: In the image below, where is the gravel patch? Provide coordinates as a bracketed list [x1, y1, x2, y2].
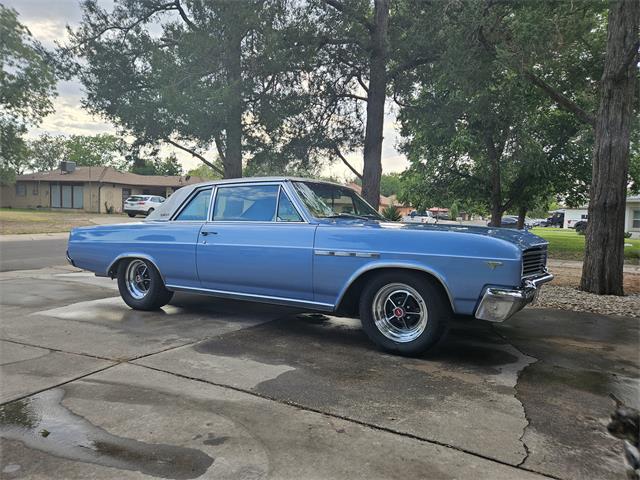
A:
[533, 285, 640, 318]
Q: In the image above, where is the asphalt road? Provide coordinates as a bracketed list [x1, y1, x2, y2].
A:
[0, 237, 68, 272]
[0, 239, 637, 479]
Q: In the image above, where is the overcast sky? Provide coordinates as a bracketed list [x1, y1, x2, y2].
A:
[6, 0, 409, 178]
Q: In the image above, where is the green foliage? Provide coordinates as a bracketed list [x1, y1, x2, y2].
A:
[395, 0, 598, 218]
[65, 134, 125, 167]
[449, 201, 459, 221]
[25, 134, 125, 171]
[64, 0, 362, 177]
[381, 205, 402, 222]
[26, 134, 65, 172]
[0, 6, 57, 180]
[186, 164, 223, 181]
[130, 154, 183, 176]
[349, 173, 402, 197]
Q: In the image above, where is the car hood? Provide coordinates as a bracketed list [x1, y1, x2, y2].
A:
[319, 219, 548, 251]
[397, 223, 547, 250]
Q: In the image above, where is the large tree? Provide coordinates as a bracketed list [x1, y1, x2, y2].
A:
[581, 0, 639, 295]
[395, 2, 592, 227]
[302, 0, 438, 208]
[65, 0, 362, 180]
[0, 6, 57, 182]
[469, 0, 639, 294]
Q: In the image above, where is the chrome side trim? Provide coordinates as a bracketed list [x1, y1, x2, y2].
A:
[166, 284, 335, 311]
[315, 250, 380, 258]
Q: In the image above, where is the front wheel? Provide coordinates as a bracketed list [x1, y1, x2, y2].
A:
[359, 272, 450, 355]
[117, 258, 173, 310]
[127, 213, 136, 217]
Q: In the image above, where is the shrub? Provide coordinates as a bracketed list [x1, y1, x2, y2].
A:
[382, 205, 402, 221]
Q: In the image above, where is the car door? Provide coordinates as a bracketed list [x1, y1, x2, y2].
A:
[196, 182, 316, 302]
[154, 186, 213, 289]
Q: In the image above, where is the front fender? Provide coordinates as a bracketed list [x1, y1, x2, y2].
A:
[335, 260, 455, 311]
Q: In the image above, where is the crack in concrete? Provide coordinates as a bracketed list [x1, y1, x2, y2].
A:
[134, 361, 562, 479]
[2, 317, 559, 478]
[491, 324, 538, 469]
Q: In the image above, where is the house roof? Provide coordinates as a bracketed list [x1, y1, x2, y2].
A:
[16, 166, 205, 188]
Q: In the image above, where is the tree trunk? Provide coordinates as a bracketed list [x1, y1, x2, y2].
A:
[361, 0, 389, 210]
[223, 28, 243, 179]
[517, 206, 527, 229]
[485, 132, 503, 227]
[580, 0, 639, 295]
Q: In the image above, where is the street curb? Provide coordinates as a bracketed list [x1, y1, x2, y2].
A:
[0, 232, 69, 242]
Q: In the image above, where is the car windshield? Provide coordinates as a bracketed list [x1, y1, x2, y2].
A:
[293, 181, 382, 219]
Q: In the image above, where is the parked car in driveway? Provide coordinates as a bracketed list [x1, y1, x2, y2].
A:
[402, 210, 458, 225]
[67, 178, 553, 355]
[487, 216, 535, 229]
[124, 195, 165, 217]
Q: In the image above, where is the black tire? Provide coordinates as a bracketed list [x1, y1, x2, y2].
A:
[117, 258, 173, 310]
[146, 208, 154, 216]
[127, 213, 136, 217]
[359, 271, 450, 355]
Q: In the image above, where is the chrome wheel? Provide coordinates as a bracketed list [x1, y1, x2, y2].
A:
[372, 283, 428, 343]
[125, 259, 151, 300]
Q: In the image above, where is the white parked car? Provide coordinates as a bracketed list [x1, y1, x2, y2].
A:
[124, 195, 165, 217]
[402, 211, 458, 225]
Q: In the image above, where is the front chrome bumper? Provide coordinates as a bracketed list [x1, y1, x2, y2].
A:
[475, 272, 554, 322]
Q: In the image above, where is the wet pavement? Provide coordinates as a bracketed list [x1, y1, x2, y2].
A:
[0, 265, 638, 479]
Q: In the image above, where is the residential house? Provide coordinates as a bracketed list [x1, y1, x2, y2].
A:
[1, 166, 205, 213]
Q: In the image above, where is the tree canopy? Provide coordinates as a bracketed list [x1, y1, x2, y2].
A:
[0, 6, 57, 183]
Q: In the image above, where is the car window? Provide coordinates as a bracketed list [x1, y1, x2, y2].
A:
[293, 181, 382, 219]
[127, 196, 143, 202]
[213, 185, 279, 222]
[277, 189, 303, 222]
[175, 188, 212, 221]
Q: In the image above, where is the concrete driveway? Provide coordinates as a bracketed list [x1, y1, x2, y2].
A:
[0, 264, 637, 479]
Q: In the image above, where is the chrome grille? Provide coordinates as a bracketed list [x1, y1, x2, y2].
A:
[522, 246, 547, 278]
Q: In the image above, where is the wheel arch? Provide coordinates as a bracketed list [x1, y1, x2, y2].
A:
[335, 264, 454, 317]
[107, 254, 163, 280]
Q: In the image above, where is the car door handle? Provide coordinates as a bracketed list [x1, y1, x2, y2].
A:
[200, 231, 217, 236]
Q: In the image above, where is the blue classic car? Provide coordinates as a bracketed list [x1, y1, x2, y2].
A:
[67, 177, 553, 354]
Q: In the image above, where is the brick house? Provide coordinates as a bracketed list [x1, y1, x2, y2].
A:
[0, 166, 204, 213]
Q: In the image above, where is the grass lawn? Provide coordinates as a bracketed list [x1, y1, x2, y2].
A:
[0, 208, 129, 235]
[531, 227, 640, 264]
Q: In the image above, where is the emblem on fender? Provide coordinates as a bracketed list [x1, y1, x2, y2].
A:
[486, 261, 503, 270]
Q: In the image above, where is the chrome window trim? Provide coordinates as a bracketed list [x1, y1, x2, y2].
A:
[171, 186, 214, 222]
[208, 181, 308, 224]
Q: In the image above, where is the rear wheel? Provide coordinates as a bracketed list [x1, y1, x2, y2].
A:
[127, 213, 136, 217]
[359, 271, 449, 355]
[117, 258, 173, 310]
[146, 208, 154, 216]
